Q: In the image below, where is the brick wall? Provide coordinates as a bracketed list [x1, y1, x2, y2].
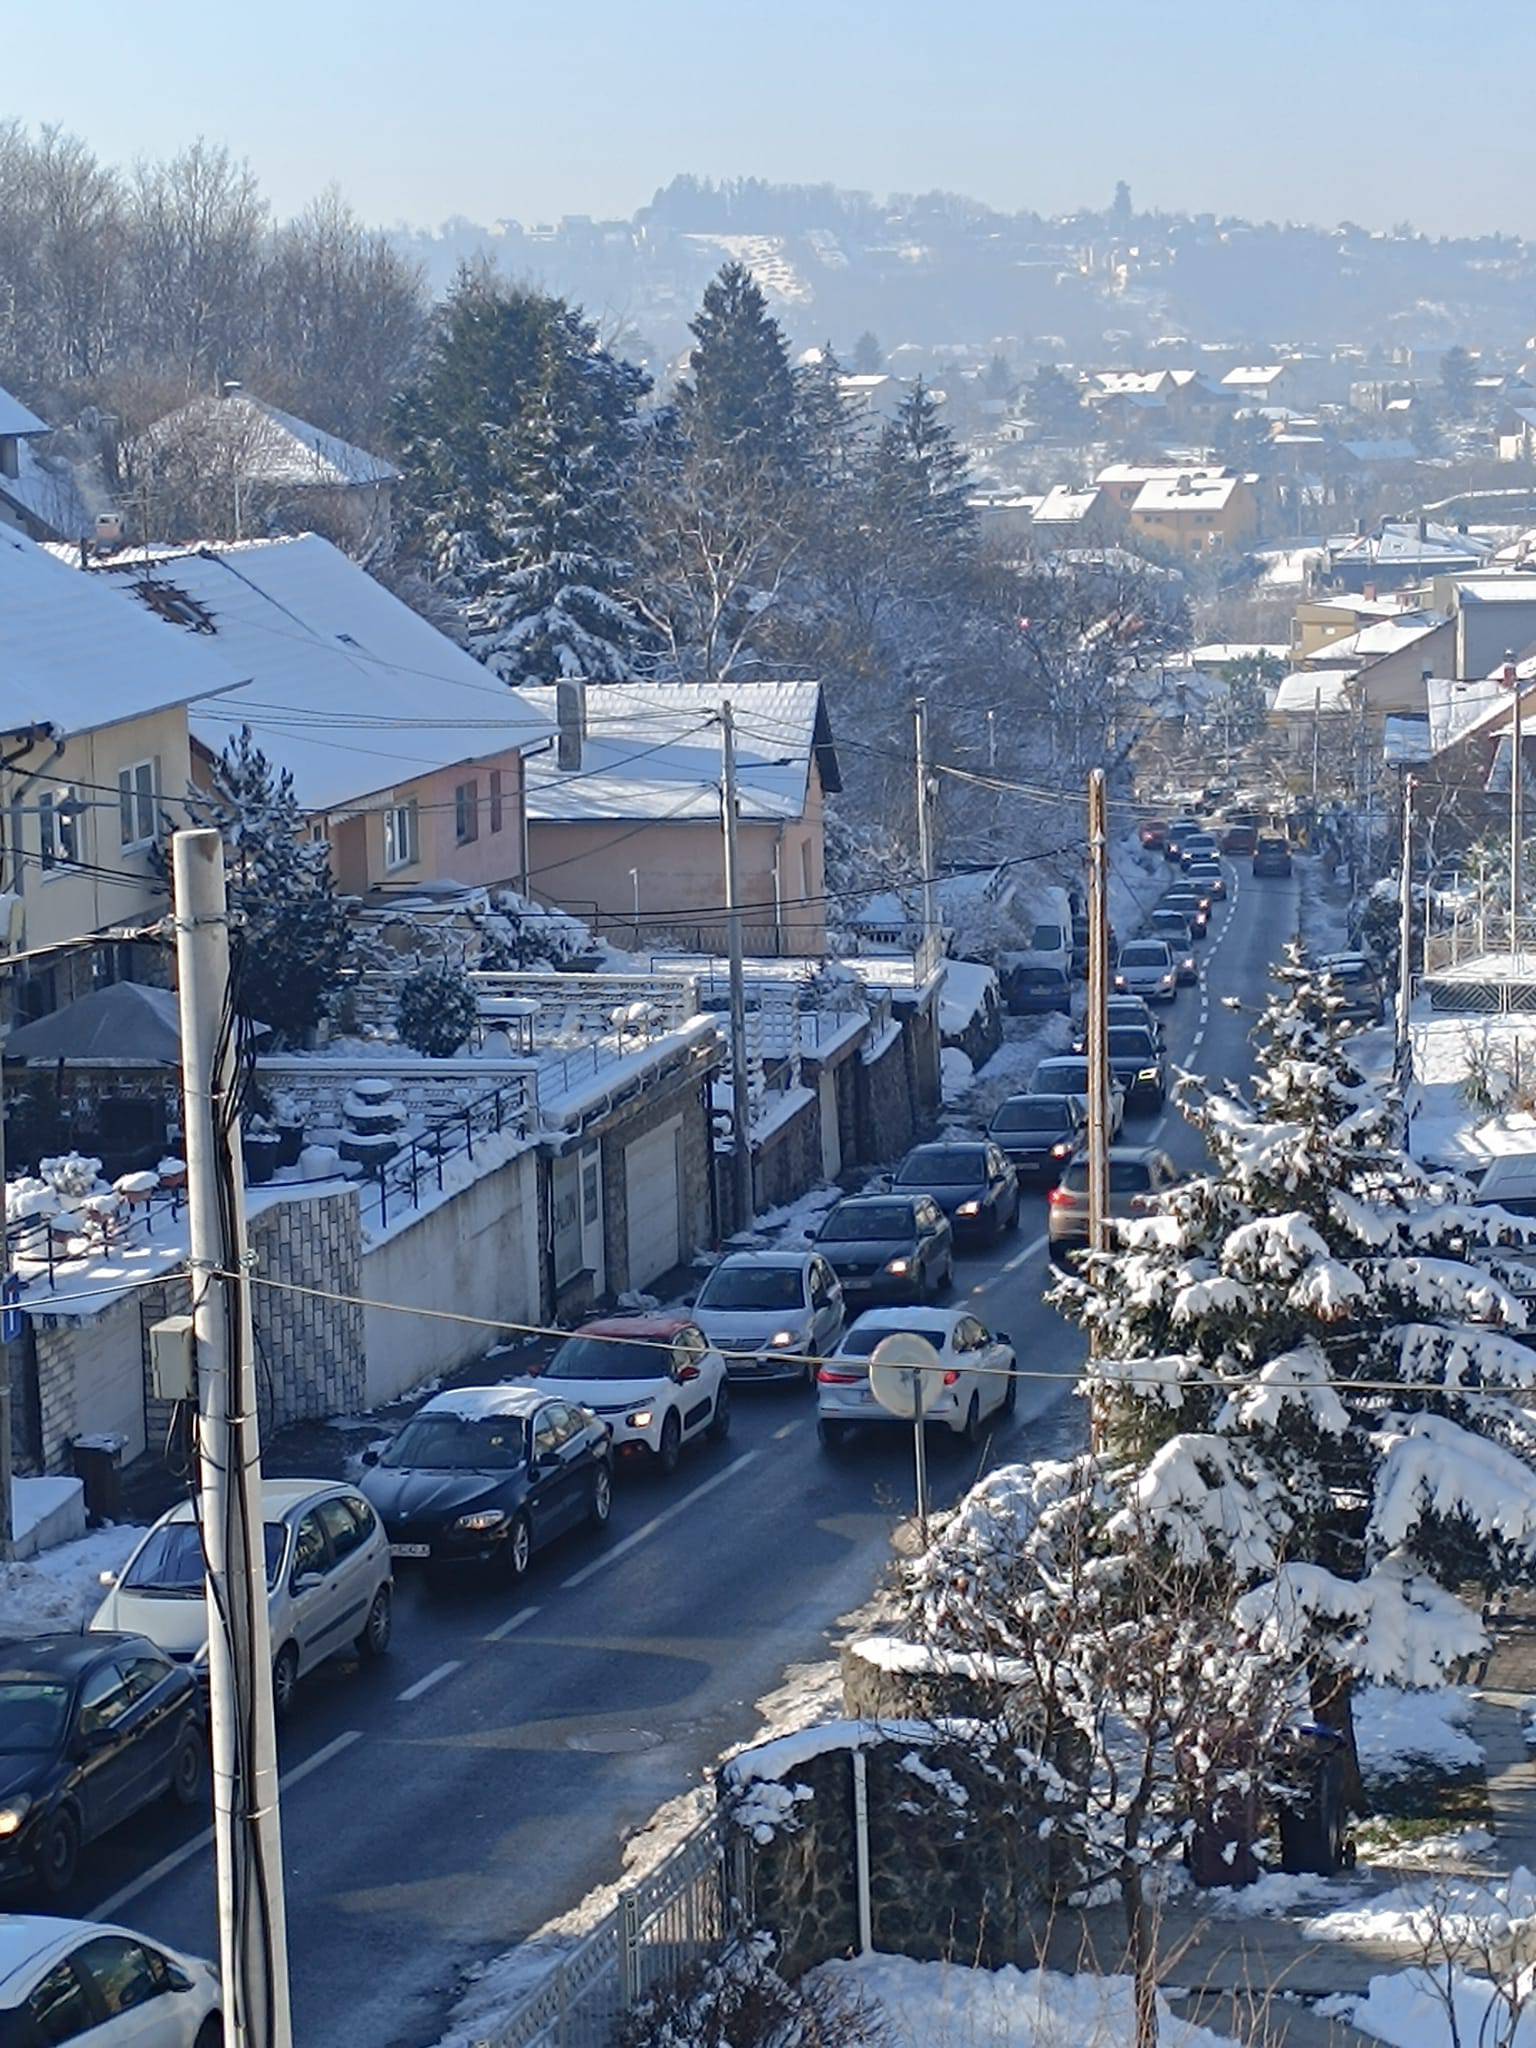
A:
[248, 1189, 365, 1426]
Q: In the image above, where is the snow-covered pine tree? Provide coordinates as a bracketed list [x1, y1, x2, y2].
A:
[177, 728, 354, 1045]
[1056, 946, 1536, 1800]
[875, 377, 976, 567]
[675, 262, 804, 475]
[396, 273, 648, 682]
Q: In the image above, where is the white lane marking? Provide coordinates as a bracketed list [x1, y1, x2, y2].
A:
[773, 1419, 803, 1441]
[95, 1729, 363, 1919]
[969, 1232, 1047, 1295]
[1191, 1029, 1205, 1051]
[561, 1451, 759, 1590]
[397, 1659, 461, 1703]
[486, 1604, 540, 1641]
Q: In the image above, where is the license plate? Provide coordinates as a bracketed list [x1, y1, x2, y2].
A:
[390, 1542, 430, 1559]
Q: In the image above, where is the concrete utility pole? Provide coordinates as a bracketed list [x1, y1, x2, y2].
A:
[718, 706, 754, 1232]
[1396, 773, 1415, 1083]
[1086, 770, 1111, 1261]
[1507, 655, 1523, 961]
[1311, 683, 1321, 812]
[0, 1043, 14, 1563]
[173, 828, 291, 2048]
[913, 699, 937, 967]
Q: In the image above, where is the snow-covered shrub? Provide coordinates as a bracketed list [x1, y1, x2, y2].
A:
[472, 889, 591, 970]
[617, 1937, 886, 2048]
[396, 961, 478, 1058]
[39, 1153, 103, 1199]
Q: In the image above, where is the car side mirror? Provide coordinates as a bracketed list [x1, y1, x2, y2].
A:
[360, 1448, 380, 1468]
[680, 1292, 696, 1308]
[98, 1569, 118, 1589]
[803, 1227, 817, 1241]
[76, 1724, 115, 1754]
[874, 1174, 892, 1192]
[164, 1965, 194, 1995]
[290, 1571, 323, 1598]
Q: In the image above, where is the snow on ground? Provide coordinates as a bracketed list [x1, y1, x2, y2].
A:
[1356, 1683, 1485, 1780]
[941, 1045, 975, 1104]
[1368, 1826, 1497, 1871]
[964, 1012, 1075, 1125]
[1298, 853, 1351, 957]
[810, 1954, 1241, 2048]
[1407, 1011, 1536, 1169]
[1256, 543, 1324, 587]
[940, 959, 998, 1038]
[1325, 1964, 1536, 2047]
[0, 1523, 142, 1635]
[1305, 1865, 1536, 1948]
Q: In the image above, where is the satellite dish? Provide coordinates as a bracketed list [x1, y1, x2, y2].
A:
[868, 1332, 945, 1419]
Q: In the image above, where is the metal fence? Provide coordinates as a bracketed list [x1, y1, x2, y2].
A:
[482, 1811, 741, 2048]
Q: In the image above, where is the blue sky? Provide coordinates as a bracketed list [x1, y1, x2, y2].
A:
[10, 0, 1535, 235]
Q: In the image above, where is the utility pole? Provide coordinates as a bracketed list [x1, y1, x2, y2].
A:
[914, 699, 937, 969]
[0, 1043, 13, 1563]
[1311, 683, 1321, 813]
[1086, 770, 1111, 1260]
[1396, 772, 1415, 1083]
[1507, 655, 1523, 962]
[173, 828, 291, 2048]
[718, 706, 754, 1232]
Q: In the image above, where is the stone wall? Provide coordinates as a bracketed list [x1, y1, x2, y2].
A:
[856, 1026, 921, 1164]
[751, 1089, 822, 1215]
[248, 1189, 365, 1424]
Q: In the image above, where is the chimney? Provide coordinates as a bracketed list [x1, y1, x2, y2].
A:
[220, 379, 243, 401]
[1418, 515, 1428, 542]
[1175, 472, 1192, 495]
[555, 679, 587, 772]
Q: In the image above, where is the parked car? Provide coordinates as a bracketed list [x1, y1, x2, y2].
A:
[536, 1316, 728, 1472]
[1320, 952, 1384, 1025]
[0, 1637, 205, 1897]
[1165, 817, 1203, 861]
[1253, 833, 1293, 877]
[0, 1915, 221, 2043]
[1031, 1056, 1126, 1136]
[1472, 1154, 1536, 1218]
[1186, 857, 1227, 900]
[809, 1196, 954, 1305]
[690, 1252, 844, 1385]
[986, 1092, 1084, 1181]
[1162, 888, 1209, 938]
[816, 1307, 1016, 1453]
[888, 1141, 1021, 1240]
[1107, 1024, 1169, 1108]
[1047, 1146, 1180, 1260]
[1115, 938, 1179, 1003]
[1147, 911, 1198, 983]
[1220, 821, 1258, 856]
[1001, 959, 1074, 1014]
[1074, 995, 1164, 1055]
[93, 1480, 393, 1719]
[363, 1385, 613, 1575]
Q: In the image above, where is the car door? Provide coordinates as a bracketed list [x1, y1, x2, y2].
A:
[286, 1506, 341, 1677]
[952, 1316, 993, 1417]
[672, 1329, 715, 1436]
[114, 1649, 185, 1811]
[70, 1656, 145, 1841]
[971, 1319, 1012, 1419]
[68, 1934, 198, 2046]
[527, 1404, 576, 1542]
[809, 1258, 844, 1349]
[918, 1200, 949, 1279]
[19, 1952, 97, 2045]
[987, 1147, 1016, 1221]
[314, 1496, 378, 1657]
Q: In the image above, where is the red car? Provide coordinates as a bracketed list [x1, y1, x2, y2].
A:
[1139, 820, 1168, 851]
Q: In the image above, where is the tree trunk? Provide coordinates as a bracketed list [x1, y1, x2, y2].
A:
[1310, 1663, 1370, 1818]
[1121, 1865, 1160, 2048]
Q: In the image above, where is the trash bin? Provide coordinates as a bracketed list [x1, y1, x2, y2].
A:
[1274, 1722, 1354, 1876]
[1183, 1721, 1261, 1890]
[70, 1434, 126, 1526]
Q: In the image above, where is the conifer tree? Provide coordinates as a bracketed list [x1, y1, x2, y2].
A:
[675, 261, 803, 474]
[875, 377, 976, 566]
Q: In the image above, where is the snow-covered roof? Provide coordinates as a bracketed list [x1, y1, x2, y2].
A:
[1310, 612, 1444, 667]
[1272, 671, 1355, 715]
[1339, 439, 1420, 464]
[1188, 642, 1287, 667]
[1332, 522, 1493, 568]
[1221, 364, 1287, 388]
[0, 527, 242, 736]
[76, 536, 555, 812]
[1132, 472, 1246, 514]
[1096, 462, 1228, 486]
[525, 680, 839, 824]
[1032, 484, 1104, 524]
[1090, 370, 1169, 395]
[0, 384, 47, 439]
[0, 439, 94, 542]
[138, 391, 398, 490]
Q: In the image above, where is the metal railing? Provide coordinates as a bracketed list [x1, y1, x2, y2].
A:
[482, 1811, 741, 2048]
[366, 1075, 536, 1231]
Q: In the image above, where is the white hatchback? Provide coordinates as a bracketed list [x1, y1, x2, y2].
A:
[816, 1306, 1016, 1453]
[690, 1251, 846, 1384]
[0, 1914, 220, 2045]
[533, 1316, 731, 1475]
[92, 1479, 394, 1719]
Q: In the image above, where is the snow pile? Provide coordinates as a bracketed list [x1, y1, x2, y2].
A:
[941, 1045, 974, 1103]
[810, 1953, 1241, 2048]
[1407, 1013, 1536, 1169]
[1329, 1966, 1536, 2048]
[939, 959, 997, 1038]
[1355, 1683, 1484, 1780]
[1306, 1865, 1536, 1948]
[0, 1523, 141, 1636]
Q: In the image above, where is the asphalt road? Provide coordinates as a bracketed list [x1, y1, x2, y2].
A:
[60, 857, 1300, 2048]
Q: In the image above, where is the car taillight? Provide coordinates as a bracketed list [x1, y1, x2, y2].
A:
[1048, 1188, 1073, 1206]
[942, 1369, 960, 1385]
[817, 1367, 862, 1384]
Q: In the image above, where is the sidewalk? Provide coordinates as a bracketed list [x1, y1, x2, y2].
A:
[1472, 1594, 1536, 1876]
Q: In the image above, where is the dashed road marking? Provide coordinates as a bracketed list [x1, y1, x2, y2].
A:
[486, 1604, 540, 1641]
[397, 1659, 461, 1704]
[773, 1419, 803, 1441]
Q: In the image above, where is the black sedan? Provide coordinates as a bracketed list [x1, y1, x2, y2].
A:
[986, 1092, 1083, 1181]
[0, 1633, 205, 1896]
[809, 1195, 954, 1304]
[887, 1141, 1021, 1240]
[361, 1385, 612, 1580]
[1107, 1024, 1169, 1108]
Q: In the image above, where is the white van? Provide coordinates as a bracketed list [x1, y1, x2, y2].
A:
[1014, 885, 1073, 974]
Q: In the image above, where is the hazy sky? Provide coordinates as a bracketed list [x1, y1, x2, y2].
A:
[12, 0, 1536, 237]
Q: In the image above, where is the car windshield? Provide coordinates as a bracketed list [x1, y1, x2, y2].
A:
[1108, 1030, 1157, 1058]
[1035, 1061, 1088, 1091]
[1062, 1160, 1153, 1193]
[1028, 923, 1063, 949]
[819, 1203, 914, 1241]
[990, 1100, 1067, 1133]
[1152, 915, 1187, 931]
[1329, 962, 1372, 985]
[382, 1413, 528, 1468]
[696, 1265, 805, 1310]
[1122, 944, 1167, 966]
[123, 1519, 286, 1594]
[0, 1680, 71, 1753]
[895, 1149, 984, 1186]
[838, 1325, 944, 1360]
[545, 1335, 672, 1384]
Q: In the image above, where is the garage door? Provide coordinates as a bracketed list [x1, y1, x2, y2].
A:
[625, 1118, 682, 1290]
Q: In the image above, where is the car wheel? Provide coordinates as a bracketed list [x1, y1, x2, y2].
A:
[37, 1807, 78, 1896]
[1007, 1193, 1022, 1231]
[168, 1721, 205, 1806]
[654, 1409, 683, 1476]
[939, 1256, 955, 1293]
[505, 1512, 534, 1579]
[272, 1643, 300, 1722]
[707, 1381, 731, 1442]
[195, 2021, 223, 2048]
[962, 1394, 984, 1449]
[818, 1420, 850, 1455]
[1002, 1366, 1018, 1417]
[357, 1584, 392, 1660]
[589, 1462, 613, 1527]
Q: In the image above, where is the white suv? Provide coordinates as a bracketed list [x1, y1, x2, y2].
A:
[92, 1479, 394, 1718]
[534, 1315, 730, 1475]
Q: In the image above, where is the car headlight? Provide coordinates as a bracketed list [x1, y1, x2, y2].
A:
[0, 1799, 31, 1837]
[768, 1330, 798, 1348]
[956, 1200, 981, 1217]
[1050, 1141, 1072, 1158]
[1114, 976, 1127, 991]
[626, 1408, 654, 1429]
[885, 1256, 911, 1275]
[453, 1509, 509, 1534]
[1160, 974, 1175, 989]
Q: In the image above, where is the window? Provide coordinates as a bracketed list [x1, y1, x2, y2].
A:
[383, 801, 417, 871]
[26, 1958, 93, 2044]
[317, 1496, 368, 1561]
[291, 1511, 328, 1582]
[38, 789, 81, 873]
[454, 779, 478, 846]
[118, 1652, 173, 1703]
[70, 1936, 162, 2019]
[531, 1409, 562, 1461]
[75, 1661, 133, 1737]
[117, 760, 156, 847]
[489, 769, 504, 835]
